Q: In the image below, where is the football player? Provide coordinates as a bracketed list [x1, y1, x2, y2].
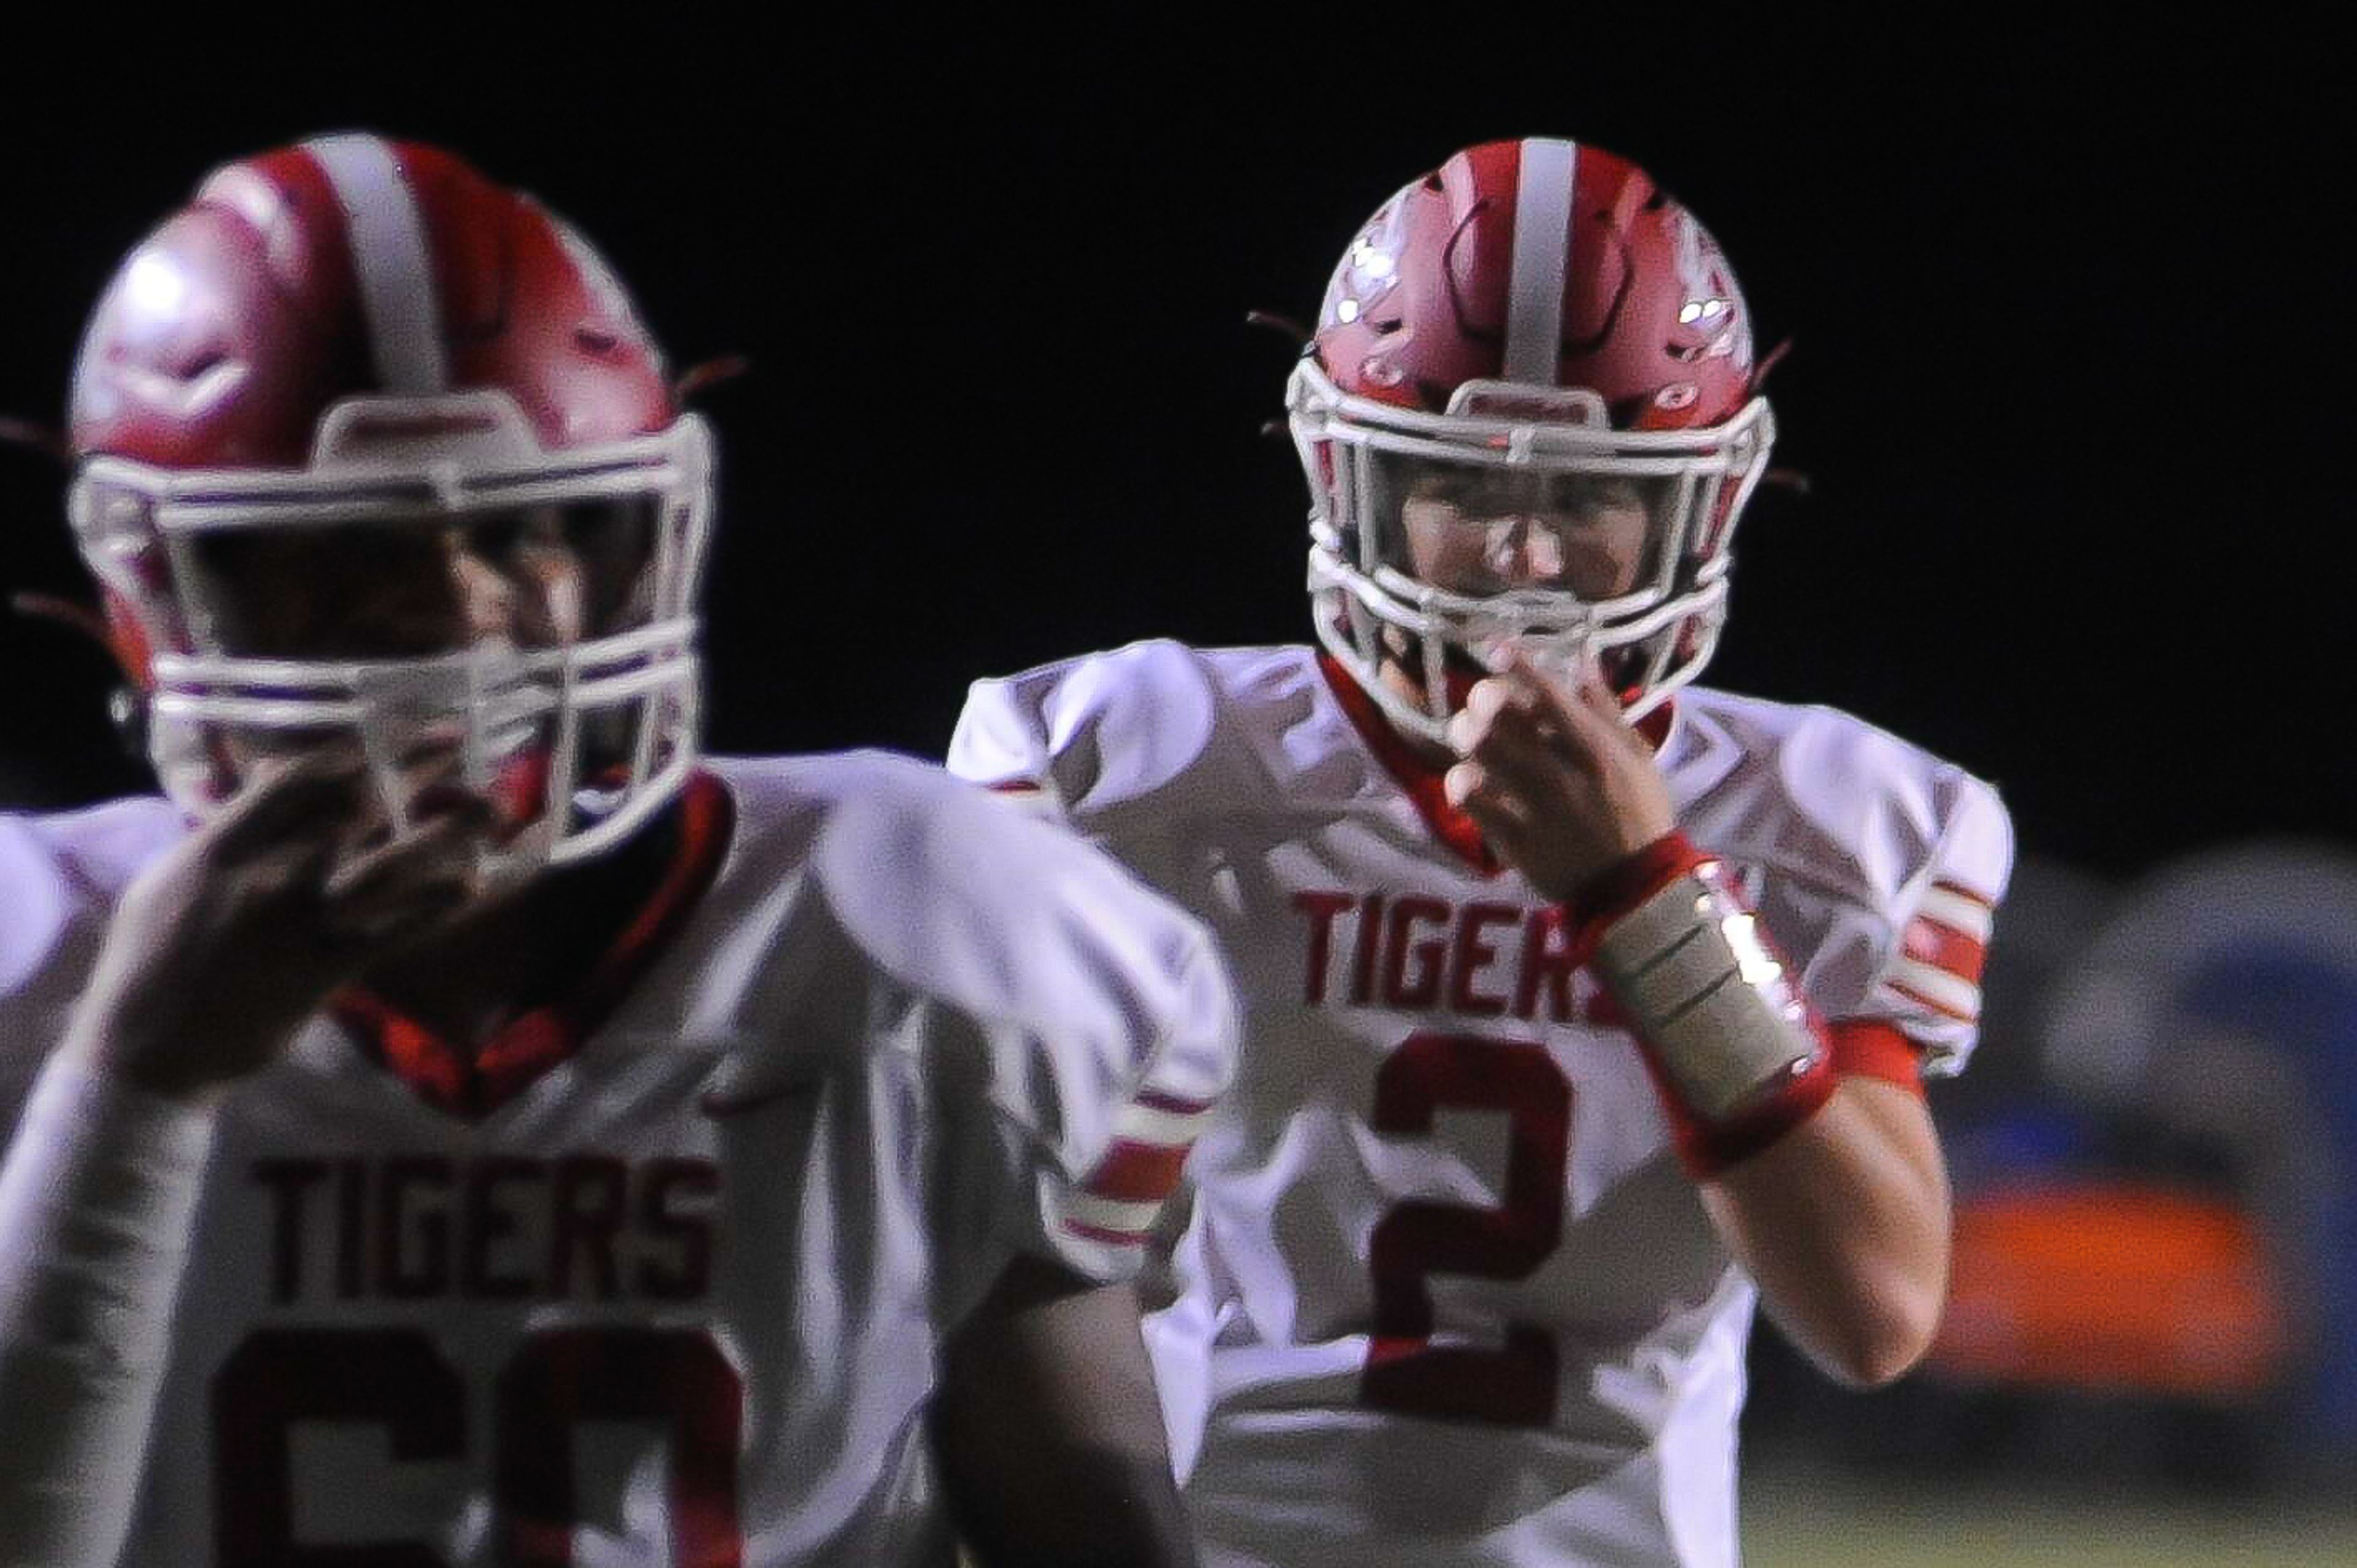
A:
[949, 137, 2014, 1566]
[0, 134, 1234, 1567]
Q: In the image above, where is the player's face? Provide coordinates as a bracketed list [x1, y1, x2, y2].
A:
[1396, 466, 1658, 601]
[188, 500, 656, 662]
[180, 500, 660, 841]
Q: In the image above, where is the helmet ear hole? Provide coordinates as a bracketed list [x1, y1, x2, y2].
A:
[106, 686, 149, 763]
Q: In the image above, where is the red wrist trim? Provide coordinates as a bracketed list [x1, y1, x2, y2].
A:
[1569, 832, 1839, 1175]
[1560, 830, 1713, 957]
[1829, 1019, 1926, 1097]
[1656, 1049, 1837, 1179]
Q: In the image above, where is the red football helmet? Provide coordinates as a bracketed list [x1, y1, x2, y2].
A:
[66, 133, 713, 868]
[1295, 136, 1776, 742]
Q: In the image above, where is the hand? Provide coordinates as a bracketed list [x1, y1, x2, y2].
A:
[61, 746, 496, 1102]
[1442, 652, 1676, 901]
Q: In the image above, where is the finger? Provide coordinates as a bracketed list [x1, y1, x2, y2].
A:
[1455, 789, 1544, 871]
[1460, 729, 1593, 838]
[207, 743, 372, 855]
[1447, 676, 1515, 749]
[1459, 676, 1600, 794]
[322, 799, 493, 905]
[1573, 674, 1627, 724]
[1444, 757, 1539, 842]
[1500, 649, 1646, 761]
[1494, 650, 1591, 731]
[1452, 674, 1565, 754]
[320, 809, 493, 941]
[323, 879, 478, 949]
[320, 865, 479, 952]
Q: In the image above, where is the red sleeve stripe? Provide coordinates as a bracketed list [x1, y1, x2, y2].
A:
[1060, 1091, 1215, 1242]
[987, 779, 1043, 795]
[1902, 914, 1989, 984]
[1080, 1138, 1191, 1203]
[1062, 1218, 1151, 1247]
[1886, 880, 1995, 1025]
[1827, 1019, 1926, 1095]
[1136, 1089, 1218, 1117]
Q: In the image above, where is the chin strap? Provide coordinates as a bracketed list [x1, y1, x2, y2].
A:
[8, 594, 152, 765]
[1563, 832, 1835, 1178]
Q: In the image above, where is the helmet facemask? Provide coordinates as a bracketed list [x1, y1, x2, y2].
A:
[71, 391, 714, 878]
[1298, 361, 1774, 746]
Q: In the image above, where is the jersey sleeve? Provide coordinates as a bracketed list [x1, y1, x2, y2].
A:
[946, 639, 1256, 840]
[1787, 769, 2014, 1081]
[0, 821, 72, 1137]
[0, 802, 185, 1136]
[944, 663, 1065, 811]
[907, 937, 1233, 1311]
[805, 756, 1240, 1312]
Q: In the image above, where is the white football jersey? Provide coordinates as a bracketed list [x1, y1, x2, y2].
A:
[950, 641, 2013, 1568]
[0, 752, 1235, 1567]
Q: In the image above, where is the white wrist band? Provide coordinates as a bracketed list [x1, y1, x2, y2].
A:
[1590, 866, 1824, 1122]
[0, 1053, 218, 1568]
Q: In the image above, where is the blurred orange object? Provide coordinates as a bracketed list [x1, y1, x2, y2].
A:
[1929, 1183, 2291, 1400]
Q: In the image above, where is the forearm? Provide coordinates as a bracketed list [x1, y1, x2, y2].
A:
[1563, 836, 1952, 1383]
[0, 1054, 216, 1568]
[933, 1258, 1199, 1568]
[1700, 1076, 1950, 1388]
[954, 1435, 1197, 1568]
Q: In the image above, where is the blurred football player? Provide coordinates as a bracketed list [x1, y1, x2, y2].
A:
[950, 137, 2013, 1566]
[0, 134, 1233, 1567]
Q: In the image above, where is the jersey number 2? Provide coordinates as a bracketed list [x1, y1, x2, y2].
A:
[1362, 1032, 1570, 1429]
[213, 1324, 743, 1566]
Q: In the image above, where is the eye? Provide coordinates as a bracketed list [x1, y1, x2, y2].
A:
[465, 512, 527, 559]
[189, 525, 457, 658]
[1548, 477, 1648, 519]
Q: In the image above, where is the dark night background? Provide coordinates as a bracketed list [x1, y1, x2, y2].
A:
[0, 26, 2346, 879]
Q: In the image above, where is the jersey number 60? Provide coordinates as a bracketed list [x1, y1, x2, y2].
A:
[213, 1324, 743, 1565]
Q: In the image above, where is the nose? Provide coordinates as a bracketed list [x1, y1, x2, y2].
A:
[446, 535, 519, 641]
[441, 527, 587, 646]
[1484, 516, 1568, 585]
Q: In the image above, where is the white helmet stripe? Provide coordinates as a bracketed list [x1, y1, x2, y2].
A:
[302, 133, 449, 395]
[1504, 137, 1578, 387]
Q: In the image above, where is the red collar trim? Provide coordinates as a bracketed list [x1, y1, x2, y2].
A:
[1631, 697, 1675, 754]
[331, 770, 737, 1120]
[1317, 655, 1502, 876]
